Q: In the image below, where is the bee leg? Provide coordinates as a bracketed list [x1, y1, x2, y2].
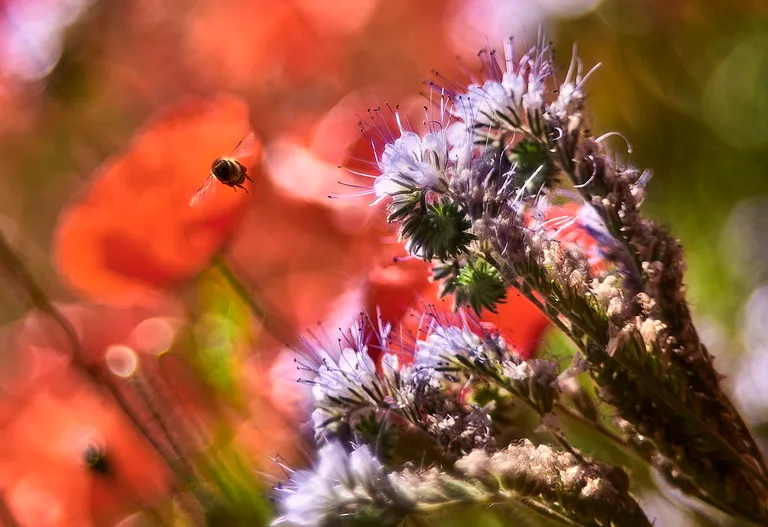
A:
[235, 183, 249, 193]
[245, 173, 254, 183]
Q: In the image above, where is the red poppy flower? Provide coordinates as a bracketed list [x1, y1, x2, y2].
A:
[2, 301, 226, 435]
[53, 94, 257, 304]
[362, 246, 551, 361]
[183, 0, 343, 91]
[0, 368, 171, 527]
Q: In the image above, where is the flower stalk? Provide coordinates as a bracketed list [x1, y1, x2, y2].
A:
[0, 232, 190, 486]
[347, 32, 768, 524]
[274, 441, 652, 527]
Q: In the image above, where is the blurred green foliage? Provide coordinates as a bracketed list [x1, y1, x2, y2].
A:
[557, 0, 768, 337]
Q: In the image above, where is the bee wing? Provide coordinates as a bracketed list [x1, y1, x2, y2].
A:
[190, 175, 218, 207]
[228, 132, 258, 161]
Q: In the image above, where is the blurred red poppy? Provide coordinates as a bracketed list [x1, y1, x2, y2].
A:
[0, 304, 161, 398]
[235, 358, 309, 477]
[361, 244, 550, 361]
[2, 301, 226, 434]
[294, 0, 380, 36]
[530, 202, 612, 275]
[0, 383, 172, 527]
[364, 252, 436, 331]
[183, 0, 344, 91]
[53, 94, 258, 304]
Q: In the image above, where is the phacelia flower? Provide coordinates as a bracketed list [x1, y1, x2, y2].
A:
[311, 345, 379, 407]
[273, 442, 388, 527]
[375, 130, 450, 202]
[414, 322, 489, 373]
[447, 36, 553, 144]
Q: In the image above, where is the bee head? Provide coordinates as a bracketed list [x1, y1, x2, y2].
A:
[211, 158, 232, 182]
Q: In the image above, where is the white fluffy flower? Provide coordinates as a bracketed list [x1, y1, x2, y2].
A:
[349, 443, 384, 486]
[374, 130, 449, 201]
[547, 82, 584, 121]
[546, 54, 600, 124]
[415, 324, 486, 373]
[381, 352, 401, 386]
[312, 346, 378, 405]
[522, 77, 545, 112]
[502, 71, 526, 105]
[311, 407, 334, 434]
[274, 443, 385, 526]
[453, 81, 515, 129]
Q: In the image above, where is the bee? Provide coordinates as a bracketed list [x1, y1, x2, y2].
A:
[190, 132, 257, 206]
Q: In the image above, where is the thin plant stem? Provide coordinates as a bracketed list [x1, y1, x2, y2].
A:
[554, 403, 628, 453]
[213, 255, 294, 344]
[518, 498, 590, 527]
[0, 233, 185, 488]
[413, 495, 590, 527]
[130, 372, 197, 480]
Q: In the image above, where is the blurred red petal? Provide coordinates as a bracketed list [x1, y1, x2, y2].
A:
[363, 251, 551, 360]
[0, 302, 184, 403]
[294, 0, 380, 35]
[228, 174, 385, 344]
[477, 292, 551, 359]
[54, 94, 258, 303]
[184, 1, 343, 90]
[0, 373, 171, 527]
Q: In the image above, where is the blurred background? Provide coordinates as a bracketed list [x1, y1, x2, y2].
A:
[1, 0, 768, 525]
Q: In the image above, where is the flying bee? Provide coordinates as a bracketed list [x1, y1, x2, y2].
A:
[190, 132, 258, 206]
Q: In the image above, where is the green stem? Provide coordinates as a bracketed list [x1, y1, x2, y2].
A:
[554, 403, 628, 454]
[413, 493, 590, 527]
[212, 255, 294, 344]
[518, 498, 589, 527]
[130, 373, 197, 480]
[611, 336, 768, 489]
[515, 279, 579, 344]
